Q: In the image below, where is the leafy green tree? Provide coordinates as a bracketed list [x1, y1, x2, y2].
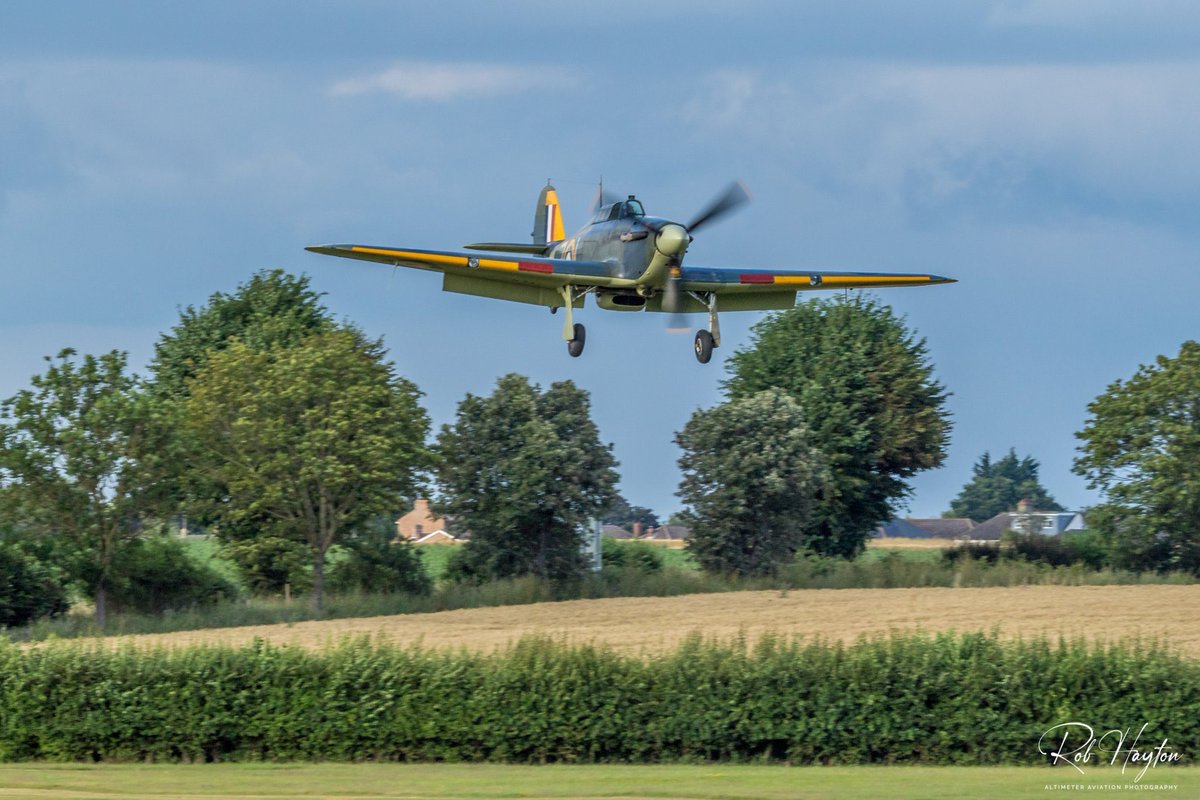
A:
[675, 388, 826, 575]
[1074, 340, 1200, 574]
[600, 494, 660, 530]
[150, 269, 333, 396]
[0, 350, 165, 627]
[0, 541, 70, 628]
[434, 374, 618, 582]
[947, 449, 1063, 522]
[149, 270, 336, 585]
[723, 296, 951, 558]
[219, 536, 311, 595]
[180, 328, 430, 610]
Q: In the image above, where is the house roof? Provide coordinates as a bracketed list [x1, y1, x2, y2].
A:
[601, 524, 635, 539]
[412, 529, 458, 545]
[968, 514, 1014, 541]
[878, 518, 976, 538]
[645, 525, 691, 540]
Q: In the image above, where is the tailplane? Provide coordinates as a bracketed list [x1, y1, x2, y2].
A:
[532, 182, 566, 245]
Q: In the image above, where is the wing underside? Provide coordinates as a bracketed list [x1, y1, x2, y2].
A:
[645, 265, 954, 312]
[304, 243, 607, 281]
[305, 243, 625, 308]
[680, 265, 954, 293]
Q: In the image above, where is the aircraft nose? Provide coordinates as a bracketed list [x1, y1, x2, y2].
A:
[655, 223, 690, 257]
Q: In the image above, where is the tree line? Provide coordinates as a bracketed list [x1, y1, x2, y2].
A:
[3, 269, 1197, 630]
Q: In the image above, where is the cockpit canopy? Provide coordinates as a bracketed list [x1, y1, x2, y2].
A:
[590, 196, 645, 225]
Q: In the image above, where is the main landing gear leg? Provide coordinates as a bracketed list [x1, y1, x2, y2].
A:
[561, 285, 586, 358]
[694, 294, 720, 364]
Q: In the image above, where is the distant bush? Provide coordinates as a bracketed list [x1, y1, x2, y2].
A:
[1, 633, 1196, 764]
[601, 539, 664, 574]
[1012, 530, 1110, 569]
[328, 538, 431, 596]
[0, 544, 69, 628]
[941, 532, 1112, 571]
[443, 544, 485, 584]
[219, 536, 311, 595]
[941, 542, 1002, 565]
[105, 535, 239, 615]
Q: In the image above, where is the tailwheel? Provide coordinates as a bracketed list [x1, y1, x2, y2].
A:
[694, 329, 714, 364]
[567, 323, 586, 357]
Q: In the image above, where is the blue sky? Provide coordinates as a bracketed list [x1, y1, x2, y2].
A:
[3, 1, 1199, 519]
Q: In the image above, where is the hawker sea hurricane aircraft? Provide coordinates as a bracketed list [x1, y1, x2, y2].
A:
[307, 182, 954, 363]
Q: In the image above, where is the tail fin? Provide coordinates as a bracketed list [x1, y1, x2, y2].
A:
[532, 183, 566, 245]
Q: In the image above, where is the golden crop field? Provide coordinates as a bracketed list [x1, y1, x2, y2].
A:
[868, 537, 960, 549]
[99, 584, 1200, 657]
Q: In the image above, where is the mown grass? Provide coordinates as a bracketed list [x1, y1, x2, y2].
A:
[0, 763, 1194, 799]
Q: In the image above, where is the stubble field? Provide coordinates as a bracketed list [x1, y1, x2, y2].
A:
[92, 584, 1200, 657]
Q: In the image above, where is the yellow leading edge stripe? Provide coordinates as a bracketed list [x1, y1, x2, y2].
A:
[776, 275, 932, 286]
[350, 247, 518, 271]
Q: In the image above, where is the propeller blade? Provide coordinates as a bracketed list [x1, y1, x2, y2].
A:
[686, 180, 752, 234]
[662, 265, 689, 332]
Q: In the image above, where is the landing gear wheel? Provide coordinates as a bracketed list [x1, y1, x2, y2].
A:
[567, 323, 586, 357]
[694, 329, 714, 364]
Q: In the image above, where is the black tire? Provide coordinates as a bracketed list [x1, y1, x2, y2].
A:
[694, 329, 714, 364]
[567, 323, 586, 357]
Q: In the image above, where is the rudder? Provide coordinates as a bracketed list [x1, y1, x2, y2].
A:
[532, 183, 566, 245]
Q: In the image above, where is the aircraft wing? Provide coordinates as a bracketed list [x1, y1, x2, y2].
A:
[679, 265, 955, 292]
[649, 265, 954, 313]
[305, 243, 627, 308]
[306, 244, 954, 312]
[305, 244, 619, 285]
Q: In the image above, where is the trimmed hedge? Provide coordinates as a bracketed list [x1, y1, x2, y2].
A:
[1, 633, 1196, 764]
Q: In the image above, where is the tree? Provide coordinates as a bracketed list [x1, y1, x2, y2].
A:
[180, 328, 430, 610]
[600, 494, 660, 530]
[1074, 340, 1200, 574]
[148, 270, 336, 586]
[219, 535, 311, 595]
[947, 449, 1063, 522]
[150, 269, 333, 396]
[434, 374, 618, 582]
[722, 295, 951, 558]
[0, 350, 165, 627]
[676, 388, 826, 575]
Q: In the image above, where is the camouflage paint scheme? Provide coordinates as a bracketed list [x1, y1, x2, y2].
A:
[307, 183, 953, 359]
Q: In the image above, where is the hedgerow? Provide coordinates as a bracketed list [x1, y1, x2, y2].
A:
[1, 633, 1196, 764]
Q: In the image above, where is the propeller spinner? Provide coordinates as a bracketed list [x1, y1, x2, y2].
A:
[655, 181, 752, 327]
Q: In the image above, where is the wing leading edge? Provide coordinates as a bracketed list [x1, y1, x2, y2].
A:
[305, 244, 619, 286]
